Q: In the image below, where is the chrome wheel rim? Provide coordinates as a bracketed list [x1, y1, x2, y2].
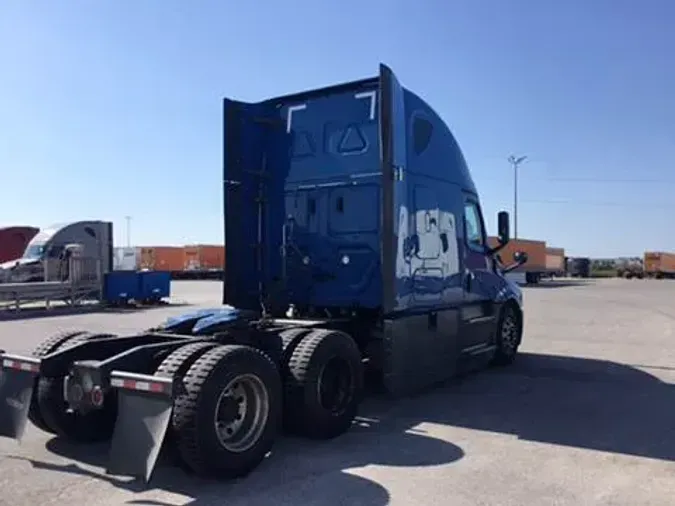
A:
[213, 374, 270, 453]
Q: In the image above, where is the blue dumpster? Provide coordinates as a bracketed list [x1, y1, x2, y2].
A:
[104, 271, 141, 305]
[138, 270, 171, 303]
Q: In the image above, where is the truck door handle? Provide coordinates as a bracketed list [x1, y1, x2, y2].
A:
[465, 271, 474, 291]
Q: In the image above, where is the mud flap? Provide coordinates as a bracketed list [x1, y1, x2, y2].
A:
[0, 353, 40, 440]
[106, 371, 175, 483]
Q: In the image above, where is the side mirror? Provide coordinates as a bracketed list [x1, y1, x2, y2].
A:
[497, 211, 510, 244]
[501, 250, 529, 273]
[513, 251, 528, 265]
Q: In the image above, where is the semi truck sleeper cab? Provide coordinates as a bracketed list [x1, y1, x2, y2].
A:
[0, 63, 528, 483]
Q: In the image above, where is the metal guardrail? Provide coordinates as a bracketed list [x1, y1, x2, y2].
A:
[0, 256, 103, 312]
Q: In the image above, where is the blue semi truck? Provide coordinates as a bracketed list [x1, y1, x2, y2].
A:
[0, 64, 527, 482]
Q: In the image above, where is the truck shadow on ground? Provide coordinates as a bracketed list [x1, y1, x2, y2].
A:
[523, 280, 594, 289]
[10, 413, 464, 505]
[402, 352, 675, 462]
[7, 351, 674, 504]
[0, 302, 193, 322]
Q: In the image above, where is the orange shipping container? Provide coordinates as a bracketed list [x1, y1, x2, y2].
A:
[139, 246, 184, 272]
[183, 244, 225, 271]
[545, 247, 565, 271]
[644, 251, 675, 274]
[488, 237, 547, 271]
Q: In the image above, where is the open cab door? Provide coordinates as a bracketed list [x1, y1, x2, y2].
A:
[381, 64, 434, 396]
[379, 64, 409, 314]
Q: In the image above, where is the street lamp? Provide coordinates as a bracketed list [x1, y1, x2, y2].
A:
[507, 155, 527, 240]
[124, 216, 132, 248]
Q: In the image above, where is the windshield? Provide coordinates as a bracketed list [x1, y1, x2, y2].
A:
[22, 243, 46, 260]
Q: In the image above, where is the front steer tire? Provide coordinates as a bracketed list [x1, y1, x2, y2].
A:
[491, 303, 522, 367]
[35, 332, 119, 443]
[172, 345, 282, 479]
[284, 329, 364, 440]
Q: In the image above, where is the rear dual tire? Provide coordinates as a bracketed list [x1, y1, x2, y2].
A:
[28, 330, 118, 442]
[283, 329, 364, 440]
[160, 329, 363, 478]
[28, 331, 117, 442]
[167, 344, 282, 479]
[27, 325, 363, 479]
[28, 330, 89, 434]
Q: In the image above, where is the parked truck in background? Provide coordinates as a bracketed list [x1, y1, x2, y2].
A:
[616, 257, 644, 279]
[643, 251, 675, 279]
[0, 221, 113, 283]
[567, 257, 591, 278]
[0, 64, 528, 483]
[0, 226, 39, 264]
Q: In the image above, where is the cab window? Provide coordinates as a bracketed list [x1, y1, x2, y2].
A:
[464, 201, 485, 249]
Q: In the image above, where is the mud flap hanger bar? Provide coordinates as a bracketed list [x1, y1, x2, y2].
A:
[107, 370, 177, 483]
[0, 353, 41, 441]
[109, 370, 176, 396]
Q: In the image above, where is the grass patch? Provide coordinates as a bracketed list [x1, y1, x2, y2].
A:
[591, 269, 617, 278]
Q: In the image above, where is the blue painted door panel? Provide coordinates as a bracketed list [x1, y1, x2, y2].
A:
[280, 84, 382, 309]
[460, 192, 497, 350]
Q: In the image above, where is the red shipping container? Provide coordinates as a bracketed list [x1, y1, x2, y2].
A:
[139, 246, 184, 272]
[183, 244, 225, 270]
[0, 226, 39, 264]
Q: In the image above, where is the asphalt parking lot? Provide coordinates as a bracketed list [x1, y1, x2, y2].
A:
[1, 278, 674, 506]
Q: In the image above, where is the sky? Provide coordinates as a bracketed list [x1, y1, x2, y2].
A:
[0, 0, 673, 257]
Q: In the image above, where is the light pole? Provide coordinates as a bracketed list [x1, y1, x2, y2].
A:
[507, 155, 527, 239]
[124, 216, 132, 248]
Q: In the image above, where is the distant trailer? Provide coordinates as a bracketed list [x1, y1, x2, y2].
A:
[644, 251, 675, 279]
[545, 247, 565, 277]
